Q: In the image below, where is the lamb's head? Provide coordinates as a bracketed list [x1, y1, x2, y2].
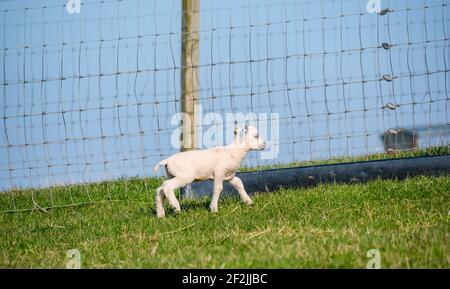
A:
[240, 125, 266, 151]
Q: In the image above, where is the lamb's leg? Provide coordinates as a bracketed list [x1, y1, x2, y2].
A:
[155, 186, 166, 218]
[229, 176, 253, 205]
[162, 177, 190, 213]
[210, 177, 223, 213]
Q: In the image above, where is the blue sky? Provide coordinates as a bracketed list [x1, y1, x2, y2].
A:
[0, 0, 448, 190]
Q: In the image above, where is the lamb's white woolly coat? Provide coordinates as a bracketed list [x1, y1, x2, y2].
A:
[153, 126, 266, 218]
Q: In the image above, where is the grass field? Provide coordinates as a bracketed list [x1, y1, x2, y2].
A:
[1, 174, 449, 268]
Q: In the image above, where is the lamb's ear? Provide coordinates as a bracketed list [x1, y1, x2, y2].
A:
[234, 127, 245, 142]
[234, 126, 242, 137]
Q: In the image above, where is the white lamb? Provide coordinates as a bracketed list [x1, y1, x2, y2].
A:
[153, 125, 266, 218]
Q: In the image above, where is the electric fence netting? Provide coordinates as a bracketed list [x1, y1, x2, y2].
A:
[0, 0, 448, 213]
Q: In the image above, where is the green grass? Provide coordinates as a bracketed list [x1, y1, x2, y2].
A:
[1, 146, 447, 213]
[0, 175, 449, 268]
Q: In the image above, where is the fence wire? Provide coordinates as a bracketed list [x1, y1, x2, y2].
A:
[0, 0, 448, 212]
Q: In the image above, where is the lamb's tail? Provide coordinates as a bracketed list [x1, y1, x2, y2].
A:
[153, 159, 169, 175]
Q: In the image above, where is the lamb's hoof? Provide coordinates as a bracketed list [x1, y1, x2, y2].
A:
[174, 207, 181, 214]
[210, 207, 218, 213]
[157, 212, 165, 218]
[245, 199, 253, 206]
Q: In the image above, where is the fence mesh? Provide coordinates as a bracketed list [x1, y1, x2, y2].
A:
[0, 0, 448, 212]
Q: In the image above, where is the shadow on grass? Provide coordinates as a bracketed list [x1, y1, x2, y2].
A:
[181, 200, 211, 212]
[142, 198, 212, 218]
